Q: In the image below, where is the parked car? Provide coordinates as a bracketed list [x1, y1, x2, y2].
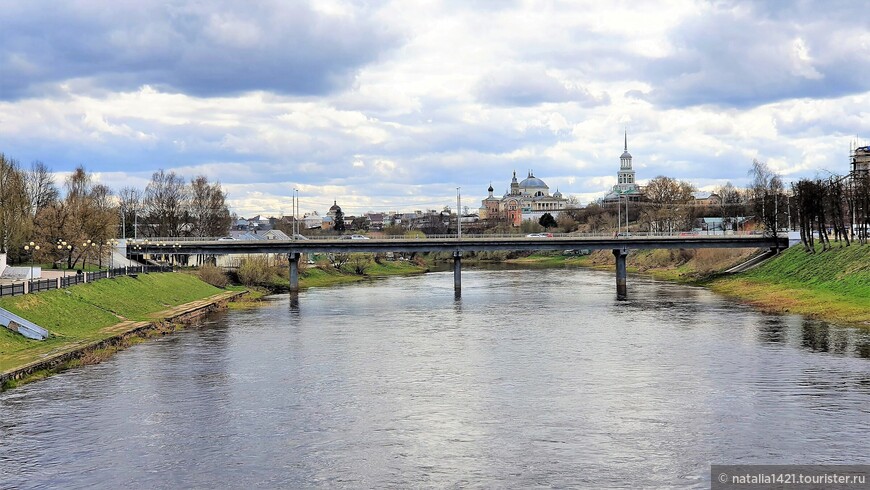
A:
[526, 233, 553, 238]
[341, 234, 370, 240]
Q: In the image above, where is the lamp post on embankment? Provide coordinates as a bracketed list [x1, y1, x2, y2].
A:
[24, 242, 40, 292]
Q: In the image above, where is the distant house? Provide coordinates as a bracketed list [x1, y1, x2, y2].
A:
[322, 215, 334, 230]
[692, 191, 721, 206]
[365, 213, 385, 230]
[303, 212, 321, 229]
[248, 215, 272, 231]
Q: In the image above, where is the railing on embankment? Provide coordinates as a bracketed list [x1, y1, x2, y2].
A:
[0, 265, 173, 298]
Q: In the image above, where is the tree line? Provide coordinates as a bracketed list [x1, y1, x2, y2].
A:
[791, 171, 869, 251]
[0, 153, 231, 269]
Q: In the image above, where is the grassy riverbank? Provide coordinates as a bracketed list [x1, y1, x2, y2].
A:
[708, 243, 870, 326]
[497, 246, 869, 326]
[504, 252, 594, 267]
[502, 248, 756, 281]
[256, 259, 430, 290]
[0, 273, 225, 373]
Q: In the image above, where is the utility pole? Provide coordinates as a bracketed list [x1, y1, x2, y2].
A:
[617, 193, 622, 236]
[625, 195, 629, 233]
[457, 187, 462, 239]
[774, 189, 779, 236]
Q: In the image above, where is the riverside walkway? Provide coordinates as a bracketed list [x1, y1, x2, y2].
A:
[136, 233, 789, 299]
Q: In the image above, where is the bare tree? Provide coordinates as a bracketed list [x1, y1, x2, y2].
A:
[143, 169, 189, 237]
[328, 252, 350, 270]
[118, 186, 141, 239]
[24, 161, 58, 217]
[716, 181, 744, 231]
[189, 175, 232, 237]
[349, 253, 372, 275]
[643, 175, 695, 233]
[33, 166, 117, 269]
[748, 159, 784, 236]
[0, 154, 31, 257]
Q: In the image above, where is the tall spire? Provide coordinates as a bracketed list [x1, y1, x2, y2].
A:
[624, 129, 628, 152]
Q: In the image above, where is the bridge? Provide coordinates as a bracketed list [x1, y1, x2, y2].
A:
[133, 233, 788, 299]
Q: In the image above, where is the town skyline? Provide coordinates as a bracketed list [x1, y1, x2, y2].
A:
[2, 1, 869, 217]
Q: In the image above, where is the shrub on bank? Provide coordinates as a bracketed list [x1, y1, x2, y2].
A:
[238, 256, 274, 286]
[198, 263, 229, 288]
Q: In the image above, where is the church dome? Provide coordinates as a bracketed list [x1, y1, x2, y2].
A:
[621, 150, 632, 159]
[553, 189, 563, 198]
[329, 201, 341, 213]
[519, 176, 547, 188]
[519, 172, 548, 189]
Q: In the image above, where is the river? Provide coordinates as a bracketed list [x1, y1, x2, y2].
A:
[1, 267, 869, 488]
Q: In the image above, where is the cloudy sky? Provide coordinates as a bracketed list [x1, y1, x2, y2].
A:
[2, 0, 869, 217]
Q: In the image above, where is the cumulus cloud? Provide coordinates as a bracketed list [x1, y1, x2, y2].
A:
[2, 0, 870, 216]
[643, 2, 870, 108]
[0, 0, 399, 100]
[476, 66, 610, 107]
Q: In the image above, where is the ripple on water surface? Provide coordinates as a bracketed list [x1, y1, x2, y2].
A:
[1, 268, 869, 489]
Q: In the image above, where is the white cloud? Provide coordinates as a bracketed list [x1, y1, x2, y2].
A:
[1, 0, 869, 217]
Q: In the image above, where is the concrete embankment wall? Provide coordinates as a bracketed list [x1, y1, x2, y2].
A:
[0, 290, 246, 386]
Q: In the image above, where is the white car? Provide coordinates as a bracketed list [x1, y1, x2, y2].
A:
[341, 234, 370, 240]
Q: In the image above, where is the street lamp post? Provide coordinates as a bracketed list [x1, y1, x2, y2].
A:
[143, 239, 151, 271]
[108, 239, 116, 275]
[24, 242, 40, 292]
[82, 239, 94, 270]
[56, 241, 72, 277]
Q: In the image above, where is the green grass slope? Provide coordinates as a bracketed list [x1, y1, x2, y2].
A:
[711, 243, 870, 325]
[0, 273, 222, 371]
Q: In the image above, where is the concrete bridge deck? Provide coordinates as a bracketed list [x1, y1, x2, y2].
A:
[137, 234, 787, 255]
[133, 234, 789, 299]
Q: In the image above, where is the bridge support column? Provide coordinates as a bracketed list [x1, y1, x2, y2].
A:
[289, 253, 300, 292]
[453, 251, 462, 292]
[613, 248, 627, 300]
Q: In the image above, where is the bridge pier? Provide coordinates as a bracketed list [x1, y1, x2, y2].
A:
[613, 248, 627, 300]
[453, 251, 461, 292]
[289, 252, 300, 292]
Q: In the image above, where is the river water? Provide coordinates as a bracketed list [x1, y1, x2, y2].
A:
[1, 267, 869, 489]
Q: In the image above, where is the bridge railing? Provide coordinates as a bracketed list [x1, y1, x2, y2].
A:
[140, 230, 769, 243]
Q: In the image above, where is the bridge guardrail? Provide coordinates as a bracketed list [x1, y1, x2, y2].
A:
[139, 231, 776, 244]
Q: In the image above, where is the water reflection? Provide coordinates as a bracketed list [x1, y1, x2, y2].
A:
[1, 267, 869, 489]
[752, 314, 870, 358]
